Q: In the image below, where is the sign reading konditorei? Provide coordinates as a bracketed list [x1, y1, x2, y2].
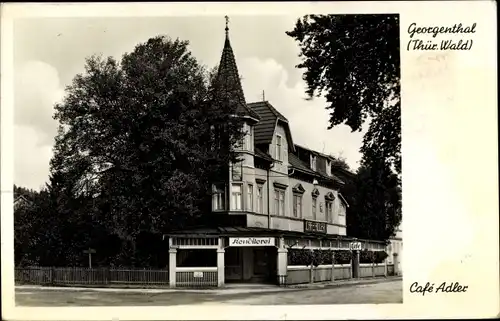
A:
[229, 237, 275, 247]
[304, 220, 327, 234]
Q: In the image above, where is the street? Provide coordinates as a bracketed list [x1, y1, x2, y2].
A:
[16, 279, 402, 306]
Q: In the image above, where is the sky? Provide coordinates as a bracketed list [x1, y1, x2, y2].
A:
[13, 16, 366, 191]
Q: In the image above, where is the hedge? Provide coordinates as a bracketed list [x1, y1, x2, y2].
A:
[287, 248, 388, 266]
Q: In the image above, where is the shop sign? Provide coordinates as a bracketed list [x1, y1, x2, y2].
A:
[229, 237, 275, 247]
[304, 220, 327, 234]
[350, 242, 362, 250]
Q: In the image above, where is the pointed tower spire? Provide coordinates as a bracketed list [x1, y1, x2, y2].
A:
[217, 15, 246, 105]
[217, 16, 260, 120]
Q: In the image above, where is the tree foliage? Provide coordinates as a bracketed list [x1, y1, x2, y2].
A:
[341, 156, 402, 241]
[286, 14, 401, 174]
[15, 36, 245, 267]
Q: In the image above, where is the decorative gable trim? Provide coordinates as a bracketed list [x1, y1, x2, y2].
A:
[273, 181, 288, 190]
[255, 178, 267, 184]
[325, 192, 335, 201]
[338, 193, 350, 207]
[311, 188, 320, 198]
[292, 183, 305, 194]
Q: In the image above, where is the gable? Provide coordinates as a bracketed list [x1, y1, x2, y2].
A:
[248, 101, 294, 151]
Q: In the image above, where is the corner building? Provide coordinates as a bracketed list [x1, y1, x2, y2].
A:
[166, 22, 392, 287]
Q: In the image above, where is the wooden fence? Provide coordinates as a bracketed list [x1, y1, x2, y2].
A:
[15, 267, 169, 287]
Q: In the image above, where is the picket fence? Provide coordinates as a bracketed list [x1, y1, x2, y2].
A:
[15, 267, 170, 287]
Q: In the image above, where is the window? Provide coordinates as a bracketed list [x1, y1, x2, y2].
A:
[231, 184, 243, 210]
[274, 189, 286, 216]
[241, 123, 252, 151]
[247, 184, 253, 211]
[232, 161, 242, 181]
[257, 185, 263, 213]
[276, 135, 282, 161]
[339, 202, 346, 215]
[311, 155, 317, 171]
[212, 184, 225, 211]
[293, 194, 302, 218]
[326, 160, 332, 176]
[326, 201, 333, 222]
[312, 197, 317, 220]
[247, 125, 253, 152]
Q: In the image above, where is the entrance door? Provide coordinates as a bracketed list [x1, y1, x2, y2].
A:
[225, 247, 243, 282]
[252, 247, 277, 283]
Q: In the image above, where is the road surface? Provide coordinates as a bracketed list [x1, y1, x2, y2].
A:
[16, 279, 402, 306]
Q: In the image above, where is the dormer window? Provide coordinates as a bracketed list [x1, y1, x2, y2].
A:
[310, 155, 317, 171]
[326, 160, 332, 176]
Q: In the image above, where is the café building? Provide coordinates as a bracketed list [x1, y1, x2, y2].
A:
[165, 19, 387, 287]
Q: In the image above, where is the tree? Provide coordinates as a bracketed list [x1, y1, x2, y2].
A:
[286, 14, 401, 174]
[341, 154, 402, 241]
[49, 36, 244, 267]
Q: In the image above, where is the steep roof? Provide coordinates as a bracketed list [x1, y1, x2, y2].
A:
[217, 22, 260, 121]
[248, 101, 294, 149]
[254, 147, 273, 162]
[288, 153, 317, 175]
[290, 145, 345, 185]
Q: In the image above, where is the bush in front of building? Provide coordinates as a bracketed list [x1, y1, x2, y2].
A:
[288, 249, 389, 266]
[334, 250, 352, 264]
[359, 249, 389, 264]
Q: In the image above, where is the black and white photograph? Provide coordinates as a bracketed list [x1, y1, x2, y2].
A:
[12, 12, 402, 306]
[1, 2, 498, 320]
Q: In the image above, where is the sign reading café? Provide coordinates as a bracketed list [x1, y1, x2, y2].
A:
[229, 237, 275, 247]
[304, 220, 327, 234]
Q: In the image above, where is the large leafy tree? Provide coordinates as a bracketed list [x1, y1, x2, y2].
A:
[340, 156, 402, 241]
[286, 14, 401, 174]
[46, 36, 244, 267]
[288, 14, 401, 241]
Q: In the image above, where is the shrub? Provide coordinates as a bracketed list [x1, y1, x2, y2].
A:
[360, 249, 389, 263]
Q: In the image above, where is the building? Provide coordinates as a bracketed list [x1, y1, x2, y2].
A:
[166, 19, 391, 287]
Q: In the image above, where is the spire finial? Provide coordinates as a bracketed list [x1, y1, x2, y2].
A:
[225, 15, 229, 35]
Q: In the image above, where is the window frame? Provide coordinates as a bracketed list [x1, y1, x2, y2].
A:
[212, 184, 226, 211]
[274, 188, 286, 216]
[312, 196, 317, 220]
[256, 184, 264, 213]
[293, 194, 303, 218]
[247, 184, 254, 211]
[231, 183, 243, 211]
[276, 134, 283, 161]
[232, 161, 243, 181]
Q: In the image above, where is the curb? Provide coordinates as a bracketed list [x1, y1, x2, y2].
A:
[286, 276, 402, 291]
[16, 277, 401, 295]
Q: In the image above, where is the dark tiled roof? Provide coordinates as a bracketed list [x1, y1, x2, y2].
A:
[288, 153, 317, 175]
[248, 101, 293, 146]
[290, 146, 345, 185]
[217, 31, 260, 121]
[255, 147, 273, 162]
[248, 101, 277, 145]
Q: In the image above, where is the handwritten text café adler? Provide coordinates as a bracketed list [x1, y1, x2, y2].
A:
[163, 18, 394, 287]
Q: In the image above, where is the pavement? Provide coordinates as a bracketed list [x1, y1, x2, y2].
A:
[16, 276, 401, 295]
[16, 277, 403, 306]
